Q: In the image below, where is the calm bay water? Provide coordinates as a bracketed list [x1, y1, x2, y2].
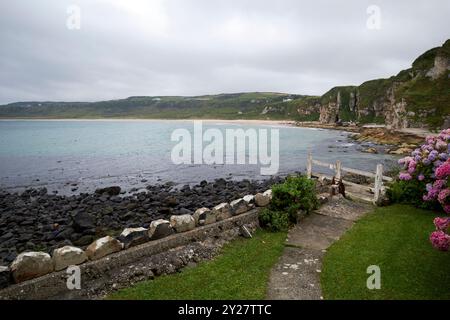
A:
[0, 120, 395, 194]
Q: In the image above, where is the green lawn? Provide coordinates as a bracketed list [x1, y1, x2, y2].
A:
[108, 230, 287, 300]
[321, 204, 450, 300]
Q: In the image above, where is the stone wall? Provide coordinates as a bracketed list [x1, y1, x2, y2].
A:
[0, 190, 272, 299]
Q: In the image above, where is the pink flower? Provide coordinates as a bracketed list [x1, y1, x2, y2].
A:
[399, 172, 412, 181]
[434, 217, 450, 231]
[436, 140, 447, 151]
[438, 188, 450, 204]
[418, 174, 425, 181]
[430, 231, 450, 251]
[435, 160, 450, 179]
[407, 160, 417, 174]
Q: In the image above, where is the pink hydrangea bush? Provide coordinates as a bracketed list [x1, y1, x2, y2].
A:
[430, 230, 450, 251]
[398, 128, 450, 251]
[430, 217, 450, 251]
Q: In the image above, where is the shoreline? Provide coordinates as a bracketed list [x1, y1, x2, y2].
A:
[0, 118, 296, 126]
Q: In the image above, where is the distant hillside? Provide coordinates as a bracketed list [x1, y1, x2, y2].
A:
[0, 92, 318, 121]
[1, 40, 449, 129]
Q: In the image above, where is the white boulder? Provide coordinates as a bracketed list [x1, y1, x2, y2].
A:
[243, 195, 255, 207]
[263, 189, 273, 199]
[148, 219, 174, 240]
[10, 252, 53, 283]
[193, 207, 216, 226]
[212, 203, 232, 221]
[118, 227, 149, 249]
[52, 246, 88, 271]
[255, 193, 271, 207]
[230, 198, 249, 215]
[86, 236, 123, 260]
[170, 214, 196, 233]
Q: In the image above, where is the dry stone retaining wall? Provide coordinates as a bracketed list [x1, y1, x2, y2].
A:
[0, 191, 272, 299]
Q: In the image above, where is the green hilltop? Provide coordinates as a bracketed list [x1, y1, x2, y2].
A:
[1, 40, 449, 129]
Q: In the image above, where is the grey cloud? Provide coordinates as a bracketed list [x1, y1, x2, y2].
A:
[0, 0, 449, 103]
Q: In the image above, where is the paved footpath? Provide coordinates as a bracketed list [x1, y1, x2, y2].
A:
[266, 196, 373, 300]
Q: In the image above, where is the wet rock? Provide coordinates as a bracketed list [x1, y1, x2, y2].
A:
[86, 236, 123, 260]
[389, 147, 413, 155]
[212, 202, 232, 221]
[148, 219, 174, 240]
[117, 227, 149, 249]
[55, 227, 75, 240]
[363, 147, 378, 154]
[10, 252, 53, 283]
[0, 266, 11, 289]
[52, 246, 88, 271]
[170, 215, 196, 233]
[164, 196, 178, 207]
[177, 208, 193, 215]
[72, 212, 95, 232]
[95, 186, 121, 196]
[73, 235, 95, 247]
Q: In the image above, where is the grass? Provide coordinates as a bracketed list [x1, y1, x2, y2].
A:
[321, 204, 450, 300]
[108, 229, 287, 300]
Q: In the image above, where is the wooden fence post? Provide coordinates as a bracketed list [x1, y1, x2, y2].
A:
[373, 164, 383, 205]
[306, 152, 312, 179]
[335, 160, 342, 181]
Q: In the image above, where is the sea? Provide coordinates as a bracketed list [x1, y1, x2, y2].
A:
[0, 120, 397, 195]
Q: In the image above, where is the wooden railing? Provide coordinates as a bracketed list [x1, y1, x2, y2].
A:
[306, 152, 392, 204]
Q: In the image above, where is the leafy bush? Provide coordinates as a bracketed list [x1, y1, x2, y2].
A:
[258, 208, 290, 232]
[394, 128, 450, 251]
[259, 175, 318, 231]
[396, 128, 450, 212]
[387, 180, 440, 210]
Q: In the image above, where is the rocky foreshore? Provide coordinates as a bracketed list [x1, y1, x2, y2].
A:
[0, 177, 284, 267]
[297, 121, 425, 155]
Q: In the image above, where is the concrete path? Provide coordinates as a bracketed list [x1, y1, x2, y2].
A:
[266, 195, 373, 300]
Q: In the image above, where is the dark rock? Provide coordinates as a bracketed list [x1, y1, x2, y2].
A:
[0, 232, 13, 241]
[95, 186, 121, 196]
[0, 266, 11, 289]
[121, 211, 135, 221]
[177, 208, 193, 215]
[55, 227, 75, 240]
[164, 196, 178, 207]
[73, 235, 95, 247]
[0, 177, 286, 265]
[158, 207, 172, 215]
[72, 212, 95, 232]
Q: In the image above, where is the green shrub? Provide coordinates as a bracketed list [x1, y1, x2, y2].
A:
[258, 208, 290, 232]
[386, 180, 440, 210]
[259, 175, 319, 231]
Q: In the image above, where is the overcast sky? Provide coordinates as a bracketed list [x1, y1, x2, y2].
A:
[0, 0, 449, 104]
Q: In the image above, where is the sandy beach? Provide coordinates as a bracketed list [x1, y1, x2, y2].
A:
[0, 118, 297, 127]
